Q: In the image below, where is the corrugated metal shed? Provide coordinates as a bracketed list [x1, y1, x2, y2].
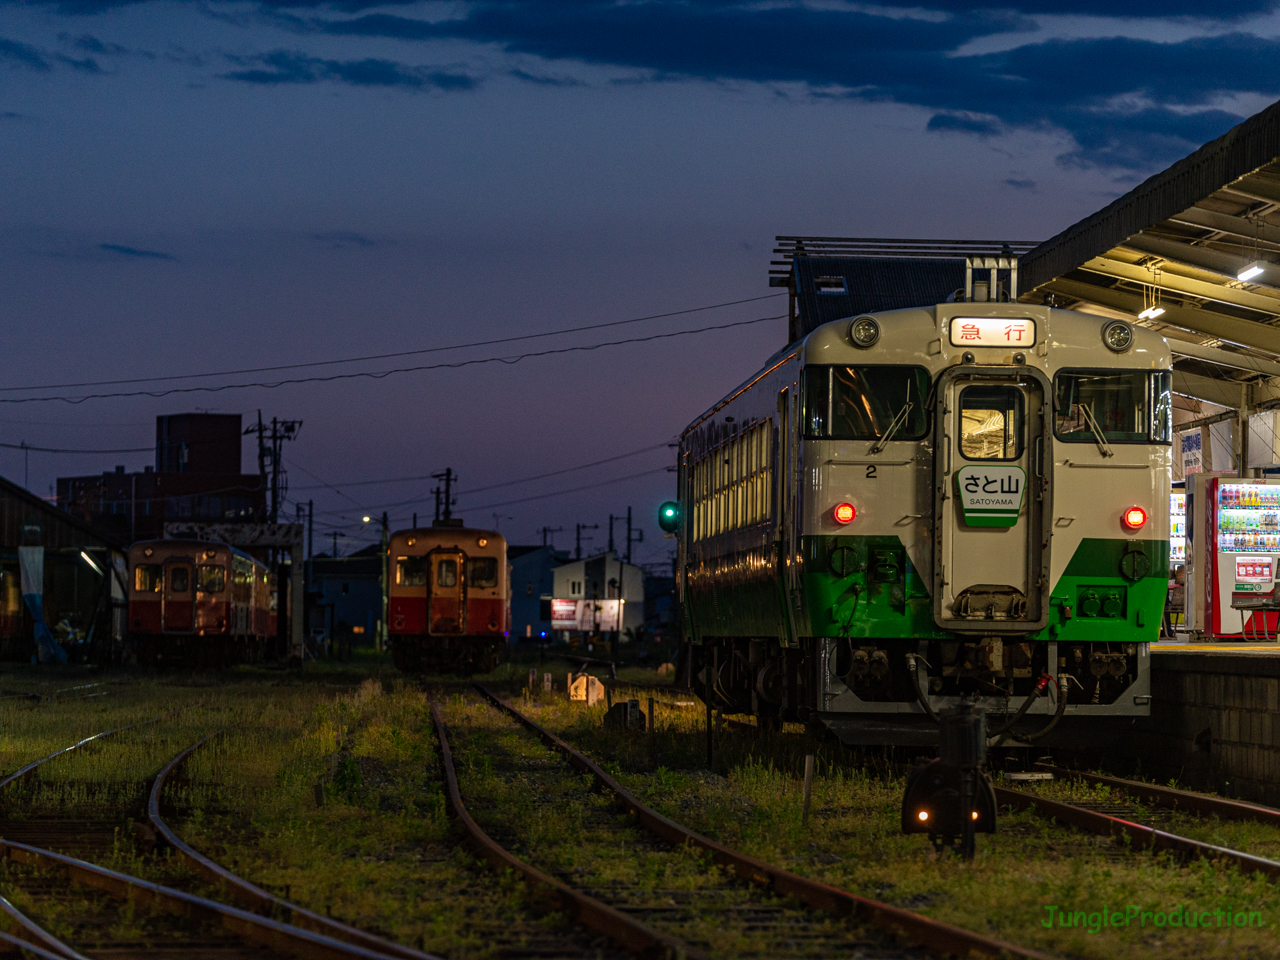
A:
[791, 256, 967, 339]
[0, 473, 120, 553]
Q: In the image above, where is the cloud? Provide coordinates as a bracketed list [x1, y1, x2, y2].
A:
[1004, 177, 1036, 190]
[927, 113, 1001, 137]
[0, 37, 51, 70]
[313, 231, 382, 248]
[99, 243, 176, 260]
[313, 4, 1278, 169]
[221, 50, 475, 89]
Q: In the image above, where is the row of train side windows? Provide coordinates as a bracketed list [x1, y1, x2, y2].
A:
[132, 563, 226, 594]
[395, 555, 499, 588]
[689, 419, 774, 542]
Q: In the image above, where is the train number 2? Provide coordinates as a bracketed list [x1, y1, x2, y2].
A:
[865, 465, 877, 479]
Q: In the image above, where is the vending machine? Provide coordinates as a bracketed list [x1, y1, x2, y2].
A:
[1170, 489, 1186, 569]
[1188, 474, 1280, 639]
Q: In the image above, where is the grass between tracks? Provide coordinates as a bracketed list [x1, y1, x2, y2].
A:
[501, 672, 1280, 960]
[4, 655, 1280, 959]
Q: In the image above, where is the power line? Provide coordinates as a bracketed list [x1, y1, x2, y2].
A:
[0, 294, 785, 394]
[0, 315, 784, 405]
[0, 440, 151, 454]
[311, 464, 673, 524]
[289, 440, 672, 493]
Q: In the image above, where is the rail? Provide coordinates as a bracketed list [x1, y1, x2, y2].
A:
[429, 699, 700, 960]
[1034, 765, 1280, 826]
[0, 840, 441, 960]
[148, 730, 442, 960]
[993, 786, 1280, 880]
[0, 711, 432, 960]
[475, 685, 1056, 960]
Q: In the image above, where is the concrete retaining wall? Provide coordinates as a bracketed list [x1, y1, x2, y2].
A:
[1148, 653, 1280, 805]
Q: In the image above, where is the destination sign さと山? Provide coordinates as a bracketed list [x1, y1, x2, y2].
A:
[956, 465, 1027, 527]
[948, 317, 1037, 348]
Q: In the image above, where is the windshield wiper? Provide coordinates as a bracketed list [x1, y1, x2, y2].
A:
[1077, 403, 1114, 458]
[870, 402, 913, 454]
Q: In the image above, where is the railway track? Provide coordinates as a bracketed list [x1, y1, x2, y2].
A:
[997, 770, 1280, 878]
[0, 709, 441, 960]
[155, 726, 626, 960]
[436, 685, 1054, 960]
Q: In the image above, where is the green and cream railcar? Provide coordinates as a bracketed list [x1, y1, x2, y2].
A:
[676, 303, 1171, 746]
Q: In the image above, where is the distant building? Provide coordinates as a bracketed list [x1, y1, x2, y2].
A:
[643, 573, 676, 641]
[509, 544, 569, 640]
[306, 544, 383, 648]
[57, 413, 266, 544]
[552, 552, 644, 637]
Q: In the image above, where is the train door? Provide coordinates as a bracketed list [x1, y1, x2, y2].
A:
[933, 370, 1050, 632]
[163, 559, 194, 632]
[428, 550, 467, 634]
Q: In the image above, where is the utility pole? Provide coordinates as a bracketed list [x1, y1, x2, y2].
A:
[431, 468, 456, 521]
[575, 523, 598, 560]
[380, 511, 389, 655]
[244, 411, 302, 522]
[608, 514, 618, 554]
[541, 526, 563, 547]
[624, 506, 644, 564]
[332, 531, 342, 558]
[413, 512, 417, 529]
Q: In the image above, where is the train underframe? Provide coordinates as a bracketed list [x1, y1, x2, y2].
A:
[693, 636, 1149, 748]
[390, 633, 505, 675]
[132, 633, 273, 668]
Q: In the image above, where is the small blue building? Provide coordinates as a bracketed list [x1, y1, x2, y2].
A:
[509, 545, 569, 641]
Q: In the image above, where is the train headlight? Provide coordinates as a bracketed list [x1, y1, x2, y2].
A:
[833, 502, 856, 524]
[1102, 320, 1133, 352]
[917, 810, 929, 821]
[1123, 506, 1147, 530]
[850, 316, 880, 348]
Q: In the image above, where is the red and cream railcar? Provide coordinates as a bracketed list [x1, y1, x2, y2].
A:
[388, 524, 509, 674]
[128, 539, 272, 666]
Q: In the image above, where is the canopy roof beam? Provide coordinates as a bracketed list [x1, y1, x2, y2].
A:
[1081, 255, 1280, 317]
[1043, 278, 1280, 354]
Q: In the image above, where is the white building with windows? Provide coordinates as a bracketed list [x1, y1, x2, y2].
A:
[551, 551, 645, 635]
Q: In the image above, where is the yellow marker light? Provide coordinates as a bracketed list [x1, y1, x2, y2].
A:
[971, 811, 980, 820]
[362, 515, 371, 523]
[478, 538, 488, 547]
[917, 810, 929, 821]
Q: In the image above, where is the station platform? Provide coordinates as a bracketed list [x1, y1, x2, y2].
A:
[1152, 642, 1280, 655]
[1141, 643, 1280, 806]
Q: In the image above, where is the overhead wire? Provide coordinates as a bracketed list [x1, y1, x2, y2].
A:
[0, 315, 784, 405]
[288, 440, 672, 493]
[0, 294, 785, 394]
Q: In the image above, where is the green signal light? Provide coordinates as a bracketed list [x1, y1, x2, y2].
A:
[658, 501, 681, 533]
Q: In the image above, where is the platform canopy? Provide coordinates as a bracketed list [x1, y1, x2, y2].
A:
[1018, 99, 1280, 416]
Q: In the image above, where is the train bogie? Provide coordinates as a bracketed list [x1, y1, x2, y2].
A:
[388, 526, 509, 674]
[676, 303, 1171, 747]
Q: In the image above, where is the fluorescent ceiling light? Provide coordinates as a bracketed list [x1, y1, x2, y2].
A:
[1238, 261, 1265, 282]
[1138, 306, 1165, 320]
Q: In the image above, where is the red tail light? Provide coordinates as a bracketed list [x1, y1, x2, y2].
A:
[1123, 506, 1147, 529]
[833, 502, 856, 524]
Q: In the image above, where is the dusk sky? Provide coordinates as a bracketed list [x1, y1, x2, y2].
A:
[3, 0, 1279, 564]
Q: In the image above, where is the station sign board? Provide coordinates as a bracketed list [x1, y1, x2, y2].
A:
[948, 317, 1036, 348]
[956, 465, 1026, 527]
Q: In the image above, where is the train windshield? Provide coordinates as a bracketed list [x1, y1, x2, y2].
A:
[804, 365, 930, 440]
[468, 557, 498, 588]
[1055, 370, 1172, 444]
[437, 559, 458, 588]
[396, 556, 429, 587]
[959, 385, 1024, 460]
[197, 565, 225, 593]
[134, 564, 163, 593]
